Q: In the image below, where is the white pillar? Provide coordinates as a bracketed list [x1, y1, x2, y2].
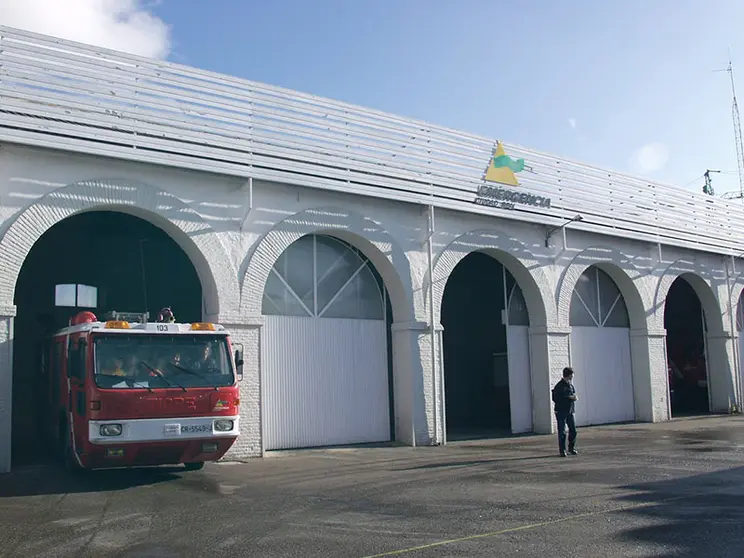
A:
[221, 317, 264, 461]
[0, 307, 15, 474]
[528, 325, 570, 434]
[706, 331, 738, 413]
[629, 328, 670, 422]
[391, 321, 434, 446]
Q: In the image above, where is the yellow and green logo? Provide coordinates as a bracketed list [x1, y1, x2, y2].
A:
[484, 142, 525, 187]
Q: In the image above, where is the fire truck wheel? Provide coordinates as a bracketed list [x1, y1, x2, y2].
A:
[184, 462, 205, 471]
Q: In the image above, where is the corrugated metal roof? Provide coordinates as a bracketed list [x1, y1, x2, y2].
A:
[0, 25, 740, 255]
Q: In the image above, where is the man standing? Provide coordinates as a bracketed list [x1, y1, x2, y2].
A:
[552, 367, 578, 457]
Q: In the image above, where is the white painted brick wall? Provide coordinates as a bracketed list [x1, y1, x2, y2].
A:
[648, 334, 671, 420]
[391, 322, 431, 445]
[416, 328, 437, 446]
[222, 322, 263, 460]
[0, 143, 742, 469]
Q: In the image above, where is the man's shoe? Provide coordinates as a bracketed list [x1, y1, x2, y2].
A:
[559, 451, 567, 457]
[569, 449, 578, 455]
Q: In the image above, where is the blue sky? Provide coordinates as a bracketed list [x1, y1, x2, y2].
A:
[3, 1, 744, 195]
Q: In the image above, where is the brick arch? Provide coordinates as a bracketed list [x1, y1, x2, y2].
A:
[0, 178, 239, 321]
[657, 259, 736, 414]
[731, 280, 744, 314]
[428, 229, 553, 327]
[729, 269, 744, 331]
[654, 259, 726, 333]
[556, 245, 650, 330]
[239, 206, 415, 322]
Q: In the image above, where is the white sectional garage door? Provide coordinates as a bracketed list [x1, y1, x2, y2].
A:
[569, 267, 635, 426]
[504, 273, 533, 434]
[506, 325, 532, 433]
[261, 235, 390, 451]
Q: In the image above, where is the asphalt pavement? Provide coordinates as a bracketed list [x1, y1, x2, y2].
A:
[3, 415, 744, 557]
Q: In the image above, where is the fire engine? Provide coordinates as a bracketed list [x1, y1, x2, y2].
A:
[41, 308, 244, 471]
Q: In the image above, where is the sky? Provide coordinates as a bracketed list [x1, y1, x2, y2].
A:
[2, 0, 744, 195]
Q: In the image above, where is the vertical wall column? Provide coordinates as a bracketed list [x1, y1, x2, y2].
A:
[222, 317, 264, 461]
[0, 307, 15, 474]
[630, 328, 670, 422]
[391, 321, 436, 446]
[706, 331, 738, 413]
[528, 326, 570, 434]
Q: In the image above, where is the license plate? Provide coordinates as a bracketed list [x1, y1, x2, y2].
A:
[181, 424, 212, 433]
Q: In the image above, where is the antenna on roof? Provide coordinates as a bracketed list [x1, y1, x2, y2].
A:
[703, 169, 720, 196]
[714, 48, 744, 202]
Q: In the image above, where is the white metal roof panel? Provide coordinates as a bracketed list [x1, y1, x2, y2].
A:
[0, 25, 742, 255]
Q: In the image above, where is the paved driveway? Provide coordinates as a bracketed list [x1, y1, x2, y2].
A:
[2, 416, 744, 557]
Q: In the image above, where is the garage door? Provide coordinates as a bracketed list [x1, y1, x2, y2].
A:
[569, 266, 635, 426]
[261, 235, 390, 450]
[505, 272, 533, 434]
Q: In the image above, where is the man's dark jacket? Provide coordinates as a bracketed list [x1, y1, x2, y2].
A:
[552, 379, 575, 414]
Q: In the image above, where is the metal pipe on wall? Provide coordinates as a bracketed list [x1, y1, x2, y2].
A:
[426, 204, 440, 444]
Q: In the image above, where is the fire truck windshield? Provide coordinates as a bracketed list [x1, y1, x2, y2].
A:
[93, 334, 235, 390]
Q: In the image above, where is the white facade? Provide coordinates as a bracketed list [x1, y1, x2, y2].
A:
[1, 27, 744, 472]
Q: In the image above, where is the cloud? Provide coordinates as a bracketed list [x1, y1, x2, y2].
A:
[631, 142, 669, 174]
[0, 0, 172, 59]
[568, 118, 577, 130]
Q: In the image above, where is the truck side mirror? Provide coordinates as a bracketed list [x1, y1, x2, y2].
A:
[233, 343, 244, 381]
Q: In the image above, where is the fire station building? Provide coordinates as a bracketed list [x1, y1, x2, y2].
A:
[2, 26, 744, 473]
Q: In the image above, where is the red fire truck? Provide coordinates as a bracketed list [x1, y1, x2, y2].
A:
[41, 308, 244, 471]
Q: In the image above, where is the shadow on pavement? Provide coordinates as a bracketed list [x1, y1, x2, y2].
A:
[614, 466, 744, 558]
[0, 463, 187, 497]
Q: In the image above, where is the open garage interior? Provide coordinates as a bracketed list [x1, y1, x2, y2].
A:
[664, 276, 709, 417]
[441, 251, 532, 440]
[569, 266, 634, 426]
[261, 234, 394, 451]
[11, 210, 203, 466]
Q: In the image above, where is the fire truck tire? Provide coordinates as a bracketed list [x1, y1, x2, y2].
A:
[184, 462, 205, 471]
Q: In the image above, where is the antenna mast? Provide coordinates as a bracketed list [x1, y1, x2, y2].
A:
[720, 52, 744, 202]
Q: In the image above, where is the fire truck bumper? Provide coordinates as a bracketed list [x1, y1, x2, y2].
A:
[81, 437, 239, 469]
[80, 415, 240, 469]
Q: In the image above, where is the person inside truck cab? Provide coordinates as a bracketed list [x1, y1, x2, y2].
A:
[171, 352, 183, 367]
[195, 344, 217, 371]
[103, 357, 128, 377]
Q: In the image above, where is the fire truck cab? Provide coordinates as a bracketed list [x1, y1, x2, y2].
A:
[42, 308, 243, 471]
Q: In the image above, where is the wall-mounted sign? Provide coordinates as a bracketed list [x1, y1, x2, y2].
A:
[475, 142, 552, 210]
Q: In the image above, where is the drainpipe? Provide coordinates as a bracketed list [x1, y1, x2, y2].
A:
[427, 204, 439, 444]
[726, 255, 741, 412]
